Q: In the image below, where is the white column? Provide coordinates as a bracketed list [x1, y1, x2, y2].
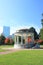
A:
[15, 35, 16, 44]
[25, 36, 26, 44]
[17, 36, 19, 44]
[21, 36, 23, 45]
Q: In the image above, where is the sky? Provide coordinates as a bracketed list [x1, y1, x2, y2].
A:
[0, 0, 43, 35]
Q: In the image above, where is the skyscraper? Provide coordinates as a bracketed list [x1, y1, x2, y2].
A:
[3, 26, 10, 37]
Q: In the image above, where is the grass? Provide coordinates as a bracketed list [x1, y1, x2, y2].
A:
[0, 45, 13, 48]
[40, 45, 43, 47]
[0, 50, 43, 65]
[0, 45, 13, 52]
[0, 48, 7, 52]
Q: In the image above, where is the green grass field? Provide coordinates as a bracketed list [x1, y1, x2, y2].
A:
[0, 45, 13, 48]
[0, 45, 13, 52]
[0, 48, 7, 52]
[0, 50, 43, 65]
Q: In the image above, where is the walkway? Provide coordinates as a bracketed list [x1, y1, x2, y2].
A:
[0, 48, 43, 55]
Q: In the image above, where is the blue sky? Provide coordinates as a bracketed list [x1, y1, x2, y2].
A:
[0, 0, 43, 34]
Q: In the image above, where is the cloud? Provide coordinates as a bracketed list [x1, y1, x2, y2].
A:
[0, 25, 40, 35]
[10, 25, 40, 35]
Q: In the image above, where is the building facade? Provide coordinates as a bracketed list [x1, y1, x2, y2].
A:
[14, 29, 40, 49]
[3, 26, 10, 38]
[14, 29, 34, 48]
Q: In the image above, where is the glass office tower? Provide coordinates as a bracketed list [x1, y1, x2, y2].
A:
[3, 26, 10, 37]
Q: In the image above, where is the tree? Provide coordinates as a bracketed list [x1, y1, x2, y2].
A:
[39, 13, 43, 40]
[5, 38, 10, 45]
[0, 35, 6, 45]
[5, 38, 14, 45]
[29, 27, 39, 40]
[39, 28, 43, 40]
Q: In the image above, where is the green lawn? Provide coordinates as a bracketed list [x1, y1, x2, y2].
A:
[0, 45, 13, 52]
[0, 50, 43, 65]
[0, 48, 7, 52]
[0, 45, 13, 48]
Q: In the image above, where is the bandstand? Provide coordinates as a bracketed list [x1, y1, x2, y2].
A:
[14, 29, 34, 48]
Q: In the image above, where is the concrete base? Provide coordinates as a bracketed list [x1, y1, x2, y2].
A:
[14, 43, 40, 49]
[14, 44, 23, 49]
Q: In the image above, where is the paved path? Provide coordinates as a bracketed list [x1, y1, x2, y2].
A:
[0, 48, 21, 55]
[0, 48, 43, 55]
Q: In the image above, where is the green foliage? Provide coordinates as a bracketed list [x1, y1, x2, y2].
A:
[0, 50, 43, 65]
[39, 28, 43, 40]
[29, 27, 39, 40]
[0, 35, 6, 45]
